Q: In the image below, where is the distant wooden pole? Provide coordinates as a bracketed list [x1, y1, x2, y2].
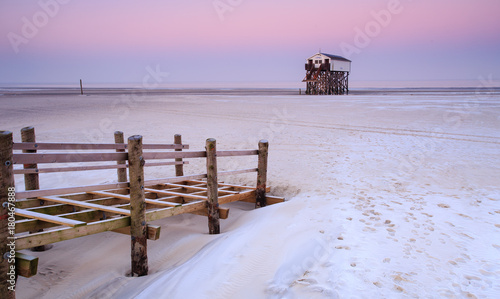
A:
[80, 79, 83, 95]
[174, 134, 184, 177]
[21, 127, 50, 252]
[0, 131, 16, 298]
[205, 138, 220, 234]
[256, 140, 269, 208]
[114, 131, 127, 183]
[299, 88, 301, 95]
[128, 135, 148, 276]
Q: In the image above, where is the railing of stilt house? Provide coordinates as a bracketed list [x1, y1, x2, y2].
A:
[0, 127, 269, 285]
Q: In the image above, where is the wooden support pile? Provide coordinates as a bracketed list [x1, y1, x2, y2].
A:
[302, 63, 349, 95]
[0, 127, 284, 294]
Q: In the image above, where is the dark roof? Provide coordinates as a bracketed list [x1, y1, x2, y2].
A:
[319, 53, 351, 62]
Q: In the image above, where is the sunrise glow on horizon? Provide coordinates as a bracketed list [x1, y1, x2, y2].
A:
[1, 0, 499, 86]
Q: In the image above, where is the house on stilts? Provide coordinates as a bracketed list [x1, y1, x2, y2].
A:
[303, 53, 351, 95]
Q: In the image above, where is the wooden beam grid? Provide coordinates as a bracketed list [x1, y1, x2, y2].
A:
[13, 180, 282, 251]
[3, 132, 286, 280]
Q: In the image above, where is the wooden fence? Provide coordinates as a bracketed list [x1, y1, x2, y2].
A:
[0, 127, 284, 297]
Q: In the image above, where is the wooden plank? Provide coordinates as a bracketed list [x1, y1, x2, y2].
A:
[14, 164, 125, 174]
[16, 252, 39, 278]
[145, 161, 189, 167]
[16, 182, 129, 200]
[217, 150, 259, 157]
[13, 142, 188, 151]
[145, 201, 207, 222]
[144, 188, 207, 200]
[88, 191, 229, 219]
[13, 161, 189, 174]
[218, 168, 258, 176]
[191, 207, 230, 219]
[219, 190, 256, 205]
[112, 224, 161, 241]
[144, 174, 207, 186]
[143, 151, 206, 160]
[15, 208, 87, 227]
[39, 196, 131, 216]
[220, 191, 284, 205]
[142, 149, 257, 160]
[143, 144, 189, 150]
[265, 195, 286, 205]
[16, 210, 101, 233]
[16, 199, 130, 233]
[15, 216, 131, 250]
[13, 152, 128, 164]
[88, 191, 183, 207]
[163, 183, 238, 194]
[189, 180, 257, 191]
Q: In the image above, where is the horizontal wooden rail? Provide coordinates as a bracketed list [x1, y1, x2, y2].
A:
[143, 149, 258, 160]
[143, 151, 206, 160]
[13, 161, 189, 174]
[13, 150, 258, 165]
[218, 150, 259, 157]
[13, 142, 189, 151]
[13, 152, 128, 164]
[218, 168, 258, 176]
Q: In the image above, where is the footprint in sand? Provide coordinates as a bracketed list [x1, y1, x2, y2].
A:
[438, 203, 450, 208]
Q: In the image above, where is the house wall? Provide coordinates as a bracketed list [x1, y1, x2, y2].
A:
[306, 53, 351, 72]
[331, 60, 351, 72]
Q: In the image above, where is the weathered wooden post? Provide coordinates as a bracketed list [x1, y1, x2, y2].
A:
[20, 127, 39, 192]
[256, 140, 269, 208]
[128, 135, 148, 276]
[0, 131, 16, 298]
[21, 127, 50, 252]
[114, 131, 127, 183]
[174, 134, 184, 177]
[205, 138, 220, 234]
[80, 79, 84, 95]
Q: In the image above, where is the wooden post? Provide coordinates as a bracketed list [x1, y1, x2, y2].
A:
[256, 140, 269, 208]
[128, 135, 148, 276]
[80, 79, 84, 95]
[205, 138, 220, 234]
[21, 127, 39, 191]
[174, 134, 184, 177]
[0, 131, 16, 298]
[299, 88, 301, 95]
[21, 127, 50, 252]
[114, 131, 127, 183]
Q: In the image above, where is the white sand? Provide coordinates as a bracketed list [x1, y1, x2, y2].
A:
[1, 91, 499, 298]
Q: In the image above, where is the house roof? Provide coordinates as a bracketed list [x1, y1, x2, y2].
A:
[308, 53, 351, 62]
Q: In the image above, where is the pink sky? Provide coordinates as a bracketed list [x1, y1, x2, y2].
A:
[1, 0, 499, 85]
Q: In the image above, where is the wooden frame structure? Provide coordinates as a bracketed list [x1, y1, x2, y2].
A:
[303, 61, 349, 95]
[0, 127, 284, 294]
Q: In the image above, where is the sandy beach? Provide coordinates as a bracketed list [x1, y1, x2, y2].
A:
[1, 89, 499, 298]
